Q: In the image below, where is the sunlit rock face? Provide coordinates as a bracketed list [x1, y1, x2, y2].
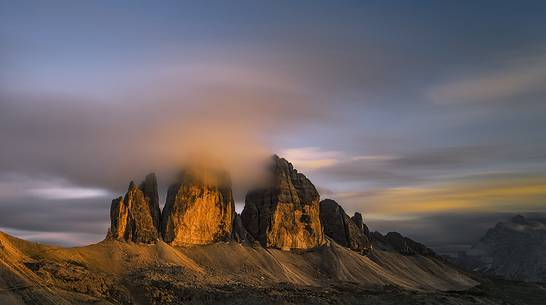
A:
[319, 199, 372, 255]
[241, 155, 325, 251]
[110, 174, 162, 243]
[161, 167, 234, 246]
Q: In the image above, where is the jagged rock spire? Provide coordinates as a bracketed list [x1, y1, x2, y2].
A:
[139, 173, 161, 231]
[110, 174, 161, 243]
[241, 155, 325, 250]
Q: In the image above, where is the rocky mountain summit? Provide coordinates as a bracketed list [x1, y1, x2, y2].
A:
[109, 173, 161, 243]
[454, 214, 546, 282]
[241, 155, 324, 250]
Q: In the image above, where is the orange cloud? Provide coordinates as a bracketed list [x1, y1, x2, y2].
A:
[333, 174, 546, 218]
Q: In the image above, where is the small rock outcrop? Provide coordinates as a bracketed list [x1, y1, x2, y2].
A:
[109, 174, 162, 243]
[241, 155, 324, 250]
[351, 212, 370, 237]
[371, 231, 436, 256]
[161, 167, 235, 246]
[319, 199, 371, 255]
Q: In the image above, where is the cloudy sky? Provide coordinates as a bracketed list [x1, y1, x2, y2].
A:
[1, 1, 546, 252]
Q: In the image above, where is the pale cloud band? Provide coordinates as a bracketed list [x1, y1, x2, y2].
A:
[427, 54, 546, 104]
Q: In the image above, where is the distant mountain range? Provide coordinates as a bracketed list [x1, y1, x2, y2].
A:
[453, 214, 546, 283]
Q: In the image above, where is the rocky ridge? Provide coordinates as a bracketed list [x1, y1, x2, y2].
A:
[371, 231, 437, 257]
[319, 199, 372, 255]
[108, 155, 440, 259]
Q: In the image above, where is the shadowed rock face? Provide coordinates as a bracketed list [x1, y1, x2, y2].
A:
[319, 199, 371, 255]
[231, 213, 255, 244]
[161, 167, 235, 246]
[110, 174, 161, 243]
[241, 155, 324, 250]
[139, 173, 161, 231]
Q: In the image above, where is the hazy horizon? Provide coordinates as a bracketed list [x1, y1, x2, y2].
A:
[1, 1, 546, 252]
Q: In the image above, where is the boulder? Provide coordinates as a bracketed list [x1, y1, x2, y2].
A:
[241, 155, 324, 250]
[109, 174, 161, 243]
[161, 167, 234, 246]
[319, 199, 371, 255]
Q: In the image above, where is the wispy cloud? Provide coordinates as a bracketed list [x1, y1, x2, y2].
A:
[0, 173, 111, 200]
[29, 187, 109, 200]
[332, 173, 546, 216]
[279, 147, 342, 170]
[427, 54, 546, 104]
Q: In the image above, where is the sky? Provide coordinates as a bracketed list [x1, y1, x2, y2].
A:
[1, 1, 546, 252]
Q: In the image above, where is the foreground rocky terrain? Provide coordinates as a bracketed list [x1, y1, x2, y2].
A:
[1, 156, 544, 304]
[454, 215, 546, 283]
[2, 231, 546, 305]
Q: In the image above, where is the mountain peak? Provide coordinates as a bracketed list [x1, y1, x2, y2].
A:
[110, 174, 161, 243]
[242, 155, 324, 250]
